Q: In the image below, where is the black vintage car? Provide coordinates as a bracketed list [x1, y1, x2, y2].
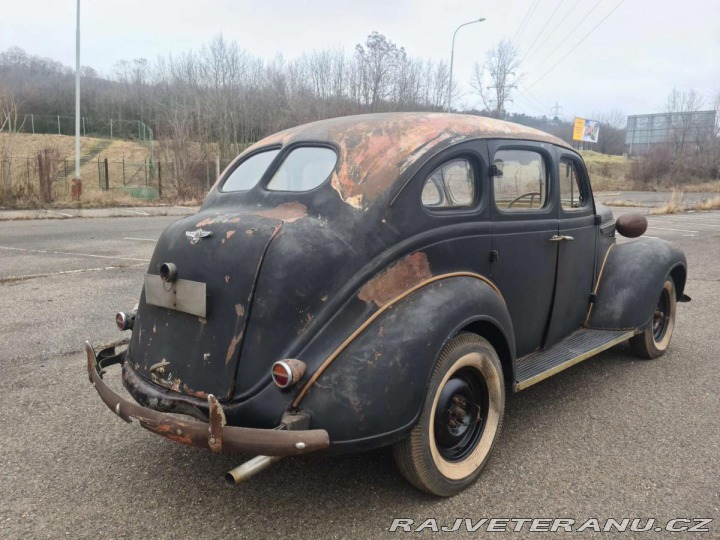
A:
[87, 113, 688, 496]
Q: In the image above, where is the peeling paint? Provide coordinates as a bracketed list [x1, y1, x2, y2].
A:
[226, 332, 243, 365]
[252, 202, 307, 223]
[238, 113, 571, 209]
[358, 252, 432, 307]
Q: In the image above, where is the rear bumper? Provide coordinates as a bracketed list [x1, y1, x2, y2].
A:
[85, 341, 330, 457]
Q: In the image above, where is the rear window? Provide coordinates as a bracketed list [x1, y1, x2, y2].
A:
[267, 147, 337, 191]
[223, 149, 280, 192]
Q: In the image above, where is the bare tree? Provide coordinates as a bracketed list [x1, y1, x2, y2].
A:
[355, 32, 405, 112]
[472, 40, 521, 118]
[593, 109, 626, 155]
[665, 88, 705, 158]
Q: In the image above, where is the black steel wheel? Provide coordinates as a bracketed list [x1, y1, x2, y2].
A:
[432, 368, 488, 463]
[393, 333, 504, 497]
[630, 277, 676, 359]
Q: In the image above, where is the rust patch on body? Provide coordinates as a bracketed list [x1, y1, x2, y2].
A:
[226, 332, 243, 365]
[252, 202, 307, 223]
[358, 252, 432, 307]
[237, 113, 570, 210]
[181, 383, 208, 400]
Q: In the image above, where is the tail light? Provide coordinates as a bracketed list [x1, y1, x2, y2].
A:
[271, 359, 306, 389]
[116, 311, 136, 331]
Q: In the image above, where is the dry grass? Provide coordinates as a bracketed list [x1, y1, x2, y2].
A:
[650, 191, 720, 215]
[600, 200, 645, 208]
[693, 196, 720, 211]
[0, 132, 151, 161]
[650, 190, 686, 215]
[580, 150, 629, 191]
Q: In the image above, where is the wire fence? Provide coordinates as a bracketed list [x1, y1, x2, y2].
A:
[6, 114, 153, 141]
[0, 156, 235, 205]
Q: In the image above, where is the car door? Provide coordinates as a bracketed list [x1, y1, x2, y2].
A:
[544, 150, 597, 347]
[488, 140, 558, 358]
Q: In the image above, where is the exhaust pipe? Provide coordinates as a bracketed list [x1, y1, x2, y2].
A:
[225, 455, 282, 485]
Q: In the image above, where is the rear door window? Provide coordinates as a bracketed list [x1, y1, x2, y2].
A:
[492, 149, 548, 211]
[223, 149, 280, 192]
[421, 158, 475, 208]
[267, 147, 337, 191]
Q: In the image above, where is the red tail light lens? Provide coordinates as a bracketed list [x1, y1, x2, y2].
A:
[271, 362, 292, 388]
[116, 311, 135, 331]
[271, 359, 306, 389]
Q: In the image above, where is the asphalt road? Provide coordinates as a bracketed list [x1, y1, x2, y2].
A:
[1, 210, 719, 539]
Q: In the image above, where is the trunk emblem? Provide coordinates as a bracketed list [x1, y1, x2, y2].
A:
[186, 229, 213, 245]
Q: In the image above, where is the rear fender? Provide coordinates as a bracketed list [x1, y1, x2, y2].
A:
[588, 238, 687, 330]
[299, 276, 513, 450]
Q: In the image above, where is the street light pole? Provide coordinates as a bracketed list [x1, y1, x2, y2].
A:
[73, 0, 82, 200]
[447, 18, 485, 113]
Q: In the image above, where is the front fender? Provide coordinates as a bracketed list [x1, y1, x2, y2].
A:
[299, 275, 513, 450]
[589, 238, 687, 331]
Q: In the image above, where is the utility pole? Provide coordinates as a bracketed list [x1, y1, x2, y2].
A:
[551, 101, 563, 121]
[72, 0, 82, 201]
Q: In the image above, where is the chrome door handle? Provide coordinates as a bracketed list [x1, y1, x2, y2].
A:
[549, 235, 575, 242]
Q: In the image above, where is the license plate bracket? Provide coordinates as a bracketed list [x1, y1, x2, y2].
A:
[144, 274, 207, 317]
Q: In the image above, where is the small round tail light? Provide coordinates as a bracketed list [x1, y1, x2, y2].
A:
[116, 311, 136, 331]
[271, 359, 306, 389]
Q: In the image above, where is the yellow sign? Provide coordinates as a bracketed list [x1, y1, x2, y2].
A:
[572, 117, 600, 143]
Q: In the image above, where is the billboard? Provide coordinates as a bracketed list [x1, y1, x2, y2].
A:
[572, 117, 600, 143]
[624, 111, 716, 156]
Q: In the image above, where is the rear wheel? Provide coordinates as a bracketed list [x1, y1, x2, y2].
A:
[630, 277, 676, 359]
[393, 333, 504, 497]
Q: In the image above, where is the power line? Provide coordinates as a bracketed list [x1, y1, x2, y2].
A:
[514, 93, 546, 115]
[522, 0, 581, 65]
[524, 0, 605, 77]
[522, 0, 626, 93]
[524, 88, 549, 111]
[512, 0, 542, 48]
[518, 0, 566, 67]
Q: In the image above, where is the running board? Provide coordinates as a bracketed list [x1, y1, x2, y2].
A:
[514, 329, 636, 391]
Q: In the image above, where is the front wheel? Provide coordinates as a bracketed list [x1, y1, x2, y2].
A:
[393, 333, 505, 497]
[630, 277, 676, 359]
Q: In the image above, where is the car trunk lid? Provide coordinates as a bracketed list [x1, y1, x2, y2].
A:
[128, 210, 282, 400]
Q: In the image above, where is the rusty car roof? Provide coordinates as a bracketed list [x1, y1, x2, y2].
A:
[242, 112, 574, 210]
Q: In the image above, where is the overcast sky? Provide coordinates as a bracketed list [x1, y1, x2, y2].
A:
[2, 0, 718, 120]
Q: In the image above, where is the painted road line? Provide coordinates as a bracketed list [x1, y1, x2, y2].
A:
[647, 226, 699, 233]
[0, 263, 146, 284]
[0, 245, 150, 262]
[123, 209, 150, 216]
[656, 217, 720, 226]
[647, 218, 720, 228]
[123, 237, 157, 242]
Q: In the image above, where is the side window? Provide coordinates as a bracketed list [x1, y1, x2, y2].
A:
[421, 158, 475, 209]
[222, 149, 280, 192]
[559, 158, 586, 210]
[492, 149, 548, 211]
